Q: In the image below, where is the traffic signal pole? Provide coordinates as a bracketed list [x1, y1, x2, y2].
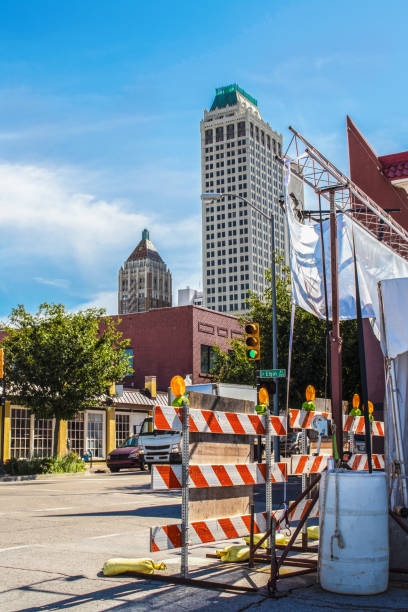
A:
[270, 213, 280, 463]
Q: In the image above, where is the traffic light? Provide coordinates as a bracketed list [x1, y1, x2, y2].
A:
[245, 322, 260, 361]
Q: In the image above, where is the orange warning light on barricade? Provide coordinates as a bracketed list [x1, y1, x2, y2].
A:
[305, 385, 315, 402]
[258, 386, 269, 406]
[368, 401, 374, 415]
[170, 375, 186, 399]
[352, 394, 360, 409]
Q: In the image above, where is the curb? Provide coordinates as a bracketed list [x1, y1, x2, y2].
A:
[0, 468, 109, 482]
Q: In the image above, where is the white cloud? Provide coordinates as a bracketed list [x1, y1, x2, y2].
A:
[34, 277, 70, 289]
[0, 162, 202, 309]
[0, 113, 159, 142]
[73, 291, 118, 315]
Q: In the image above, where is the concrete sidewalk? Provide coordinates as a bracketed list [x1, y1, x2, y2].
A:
[98, 573, 408, 612]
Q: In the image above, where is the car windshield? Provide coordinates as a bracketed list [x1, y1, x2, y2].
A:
[120, 437, 139, 447]
[139, 430, 177, 436]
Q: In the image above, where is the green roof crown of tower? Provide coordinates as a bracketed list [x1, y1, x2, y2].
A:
[126, 229, 163, 263]
[210, 83, 258, 111]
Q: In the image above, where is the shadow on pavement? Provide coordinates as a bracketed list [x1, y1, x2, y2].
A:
[40, 504, 181, 519]
[17, 574, 261, 612]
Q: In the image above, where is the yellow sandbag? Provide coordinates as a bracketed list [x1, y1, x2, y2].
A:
[102, 558, 166, 576]
[243, 533, 267, 548]
[275, 532, 289, 545]
[243, 532, 289, 547]
[307, 525, 320, 540]
[215, 544, 250, 562]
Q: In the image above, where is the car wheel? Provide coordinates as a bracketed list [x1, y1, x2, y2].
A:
[109, 467, 120, 473]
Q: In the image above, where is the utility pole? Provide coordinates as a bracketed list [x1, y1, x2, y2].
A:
[328, 187, 343, 459]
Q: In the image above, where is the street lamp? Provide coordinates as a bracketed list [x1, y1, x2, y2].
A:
[200, 191, 280, 461]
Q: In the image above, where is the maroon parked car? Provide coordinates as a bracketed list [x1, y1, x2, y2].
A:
[106, 436, 146, 473]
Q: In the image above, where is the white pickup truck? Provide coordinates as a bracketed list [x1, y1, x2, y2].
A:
[138, 416, 182, 466]
[137, 382, 257, 468]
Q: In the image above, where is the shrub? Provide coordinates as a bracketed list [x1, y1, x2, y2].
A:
[4, 453, 85, 475]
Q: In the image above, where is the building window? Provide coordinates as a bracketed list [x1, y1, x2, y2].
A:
[238, 121, 245, 137]
[115, 413, 131, 447]
[205, 129, 213, 144]
[216, 127, 224, 142]
[86, 411, 105, 459]
[10, 408, 53, 459]
[226, 124, 234, 140]
[34, 418, 53, 457]
[68, 413, 85, 457]
[10, 408, 31, 459]
[201, 344, 217, 373]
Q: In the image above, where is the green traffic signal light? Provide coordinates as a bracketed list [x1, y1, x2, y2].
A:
[245, 322, 260, 361]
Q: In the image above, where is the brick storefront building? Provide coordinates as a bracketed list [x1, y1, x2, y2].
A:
[113, 305, 243, 391]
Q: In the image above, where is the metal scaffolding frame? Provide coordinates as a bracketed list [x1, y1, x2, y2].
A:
[285, 126, 408, 261]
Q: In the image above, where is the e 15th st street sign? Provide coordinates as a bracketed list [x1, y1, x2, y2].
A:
[259, 369, 286, 379]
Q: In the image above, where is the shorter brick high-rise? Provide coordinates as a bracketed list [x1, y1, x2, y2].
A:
[118, 229, 172, 314]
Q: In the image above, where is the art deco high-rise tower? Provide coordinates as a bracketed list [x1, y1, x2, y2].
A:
[118, 229, 172, 314]
[201, 84, 287, 313]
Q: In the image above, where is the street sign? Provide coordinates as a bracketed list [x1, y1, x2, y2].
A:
[259, 369, 286, 379]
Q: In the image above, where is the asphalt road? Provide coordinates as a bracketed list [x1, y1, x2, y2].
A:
[0, 471, 182, 611]
[0, 472, 406, 612]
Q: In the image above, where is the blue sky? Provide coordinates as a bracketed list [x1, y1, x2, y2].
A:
[0, 0, 406, 317]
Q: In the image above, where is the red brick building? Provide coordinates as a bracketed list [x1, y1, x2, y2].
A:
[113, 305, 243, 391]
[347, 116, 408, 408]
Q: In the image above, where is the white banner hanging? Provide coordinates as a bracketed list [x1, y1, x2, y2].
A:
[286, 191, 408, 327]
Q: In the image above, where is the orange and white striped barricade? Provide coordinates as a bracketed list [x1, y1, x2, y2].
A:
[290, 453, 385, 474]
[288, 498, 320, 522]
[347, 454, 385, 471]
[290, 454, 330, 475]
[150, 499, 319, 551]
[289, 409, 329, 430]
[151, 462, 288, 490]
[289, 409, 385, 437]
[343, 415, 385, 436]
[154, 405, 287, 436]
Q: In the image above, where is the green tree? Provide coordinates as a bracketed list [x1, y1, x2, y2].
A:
[2, 303, 132, 455]
[210, 267, 360, 408]
[211, 339, 254, 386]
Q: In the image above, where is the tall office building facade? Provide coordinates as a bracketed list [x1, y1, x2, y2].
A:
[201, 84, 287, 313]
[118, 229, 172, 314]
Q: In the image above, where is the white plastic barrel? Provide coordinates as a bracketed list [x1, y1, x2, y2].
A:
[319, 471, 389, 595]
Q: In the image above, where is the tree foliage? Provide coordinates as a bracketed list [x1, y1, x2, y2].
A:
[2, 303, 132, 453]
[210, 266, 360, 407]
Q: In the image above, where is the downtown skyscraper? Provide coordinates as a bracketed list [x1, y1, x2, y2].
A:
[201, 84, 287, 313]
[118, 229, 172, 314]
